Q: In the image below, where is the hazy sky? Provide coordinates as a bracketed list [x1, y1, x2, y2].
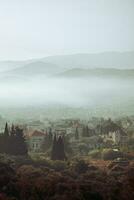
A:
[0, 0, 134, 60]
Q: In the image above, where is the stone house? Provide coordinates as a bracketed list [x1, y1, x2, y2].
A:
[28, 130, 46, 152]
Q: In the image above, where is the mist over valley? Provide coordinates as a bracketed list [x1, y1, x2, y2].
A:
[0, 52, 134, 119]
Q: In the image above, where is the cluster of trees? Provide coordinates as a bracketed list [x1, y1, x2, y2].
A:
[51, 134, 67, 160]
[41, 129, 70, 160]
[0, 123, 27, 155]
[0, 155, 134, 200]
[75, 126, 95, 140]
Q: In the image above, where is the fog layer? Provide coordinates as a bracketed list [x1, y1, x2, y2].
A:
[0, 76, 133, 109]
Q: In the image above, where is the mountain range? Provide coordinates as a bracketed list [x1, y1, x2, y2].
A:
[0, 51, 134, 81]
[57, 68, 134, 79]
[41, 51, 134, 69]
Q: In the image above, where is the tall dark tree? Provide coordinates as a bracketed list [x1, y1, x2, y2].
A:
[48, 128, 53, 145]
[51, 134, 57, 160]
[42, 128, 53, 152]
[82, 125, 89, 137]
[7, 126, 28, 155]
[4, 122, 9, 137]
[0, 123, 27, 155]
[0, 122, 10, 153]
[75, 127, 79, 140]
[56, 136, 66, 160]
[14, 127, 28, 155]
[51, 135, 66, 161]
[0, 134, 6, 153]
[10, 124, 16, 136]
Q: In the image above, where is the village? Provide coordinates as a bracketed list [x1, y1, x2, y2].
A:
[0, 116, 132, 155]
[0, 114, 134, 160]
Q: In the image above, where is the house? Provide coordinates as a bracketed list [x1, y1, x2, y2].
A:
[100, 119, 128, 146]
[28, 130, 46, 152]
[26, 120, 46, 132]
[106, 129, 128, 146]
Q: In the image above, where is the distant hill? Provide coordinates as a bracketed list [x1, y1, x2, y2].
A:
[6, 61, 61, 76]
[0, 60, 30, 73]
[57, 68, 134, 79]
[0, 74, 30, 83]
[42, 51, 134, 69]
[0, 51, 134, 74]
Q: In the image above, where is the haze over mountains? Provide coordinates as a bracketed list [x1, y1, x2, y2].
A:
[0, 51, 134, 116]
[6, 62, 61, 77]
[42, 51, 134, 69]
[0, 51, 134, 80]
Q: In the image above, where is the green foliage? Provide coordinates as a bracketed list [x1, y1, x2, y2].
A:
[73, 159, 89, 174]
[127, 138, 134, 151]
[82, 125, 89, 137]
[102, 149, 123, 160]
[8, 127, 28, 155]
[0, 153, 133, 200]
[74, 127, 79, 140]
[51, 160, 67, 171]
[0, 154, 15, 167]
[63, 135, 73, 155]
[4, 122, 9, 137]
[88, 149, 102, 159]
[51, 135, 66, 161]
[41, 128, 53, 152]
[0, 124, 28, 156]
[78, 143, 89, 155]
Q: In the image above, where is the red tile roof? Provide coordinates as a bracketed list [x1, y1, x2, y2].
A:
[32, 130, 45, 137]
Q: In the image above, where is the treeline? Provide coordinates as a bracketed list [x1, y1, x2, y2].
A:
[0, 123, 27, 155]
[0, 155, 134, 200]
[0, 123, 67, 160]
[74, 126, 95, 140]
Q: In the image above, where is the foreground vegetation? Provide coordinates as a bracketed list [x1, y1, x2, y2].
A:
[0, 153, 134, 200]
[0, 119, 134, 200]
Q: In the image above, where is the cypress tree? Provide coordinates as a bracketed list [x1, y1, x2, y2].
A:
[8, 126, 28, 155]
[15, 127, 28, 155]
[3, 122, 9, 153]
[51, 135, 66, 161]
[82, 125, 89, 137]
[4, 122, 9, 137]
[42, 128, 53, 152]
[56, 136, 66, 160]
[48, 128, 53, 146]
[75, 127, 79, 140]
[10, 124, 15, 136]
[51, 134, 57, 160]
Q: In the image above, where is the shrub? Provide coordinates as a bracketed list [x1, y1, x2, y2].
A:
[88, 150, 102, 159]
[102, 149, 123, 160]
[78, 143, 89, 155]
[51, 160, 67, 171]
[73, 160, 89, 174]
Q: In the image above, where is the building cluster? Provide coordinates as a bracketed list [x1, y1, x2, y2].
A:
[21, 117, 131, 153]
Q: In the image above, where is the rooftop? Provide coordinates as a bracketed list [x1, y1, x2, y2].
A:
[32, 130, 45, 137]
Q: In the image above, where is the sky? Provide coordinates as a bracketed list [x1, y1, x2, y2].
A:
[0, 0, 134, 60]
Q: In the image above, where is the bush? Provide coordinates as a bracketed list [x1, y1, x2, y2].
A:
[51, 160, 67, 171]
[0, 162, 15, 190]
[0, 154, 15, 167]
[17, 165, 46, 179]
[102, 149, 123, 160]
[73, 160, 89, 174]
[78, 143, 89, 155]
[88, 150, 102, 159]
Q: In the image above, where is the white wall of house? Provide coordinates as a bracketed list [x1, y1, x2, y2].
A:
[29, 135, 45, 152]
